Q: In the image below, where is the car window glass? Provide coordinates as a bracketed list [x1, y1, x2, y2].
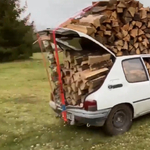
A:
[122, 58, 148, 83]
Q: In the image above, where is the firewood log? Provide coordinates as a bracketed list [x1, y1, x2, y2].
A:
[80, 68, 108, 80]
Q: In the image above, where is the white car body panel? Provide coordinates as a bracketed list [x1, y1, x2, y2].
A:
[86, 55, 150, 118]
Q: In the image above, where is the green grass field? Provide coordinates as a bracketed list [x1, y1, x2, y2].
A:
[1, 53, 150, 150]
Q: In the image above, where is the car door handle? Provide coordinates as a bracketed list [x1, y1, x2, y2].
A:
[108, 84, 123, 89]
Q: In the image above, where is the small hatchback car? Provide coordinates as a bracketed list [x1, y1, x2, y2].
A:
[47, 28, 150, 136]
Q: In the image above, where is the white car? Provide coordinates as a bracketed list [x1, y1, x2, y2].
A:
[44, 28, 150, 136]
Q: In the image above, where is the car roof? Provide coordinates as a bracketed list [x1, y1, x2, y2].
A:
[117, 54, 150, 59]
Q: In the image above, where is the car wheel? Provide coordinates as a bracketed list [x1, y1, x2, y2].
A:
[104, 104, 132, 136]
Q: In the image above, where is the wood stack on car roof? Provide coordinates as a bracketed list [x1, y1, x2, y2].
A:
[46, 0, 150, 106]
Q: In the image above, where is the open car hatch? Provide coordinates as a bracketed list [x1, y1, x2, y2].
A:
[38, 27, 116, 58]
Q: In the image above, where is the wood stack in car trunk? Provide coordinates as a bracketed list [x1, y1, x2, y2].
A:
[46, 43, 113, 105]
[62, 0, 150, 56]
[61, 50, 113, 105]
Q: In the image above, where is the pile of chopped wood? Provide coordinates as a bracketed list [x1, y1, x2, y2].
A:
[61, 50, 113, 105]
[47, 0, 150, 106]
[63, 0, 150, 56]
[47, 45, 113, 106]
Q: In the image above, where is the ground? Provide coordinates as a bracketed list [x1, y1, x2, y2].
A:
[0, 53, 150, 150]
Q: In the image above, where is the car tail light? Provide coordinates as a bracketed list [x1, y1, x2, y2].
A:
[83, 100, 97, 111]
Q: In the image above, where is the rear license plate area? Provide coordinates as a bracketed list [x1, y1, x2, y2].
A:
[67, 113, 73, 120]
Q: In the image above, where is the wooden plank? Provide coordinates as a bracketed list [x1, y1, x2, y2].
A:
[116, 32, 123, 39]
[62, 69, 70, 76]
[81, 60, 88, 66]
[117, 1, 126, 8]
[122, 23, 130, 31]
[117, 7, 123, 13]
[74, 55, 88, 65]
[138, 36, 142, 42]
[79, 15, 106, 28]
[115, 40, 124, 46]
[71, 82, 78, 92]
[67, 86, 72, 94]
[110, 11, 117, 19]
[78, 88, 88, 96]
[80, 80, 88, 90]
[134, 43, 139, 49]
[129, 23, 133, 31]
[117, 51, 123, 56]
[106, 24, 112, 29]
[90, 59, 113, 71]
[136, 48, 140, 54]
[122, 41, 128, 50]
[139, 43, 146, 51]
[145, 61, 150, 69]
[66, 24, 95, 35]
[134, 13, 141, 21]
[128, 7, 136, 17]
[138, 29, 144, 36]
[129, 44, 133, 51]
[135, 21, 142, 28]
[64, 61, 70, 69]
[142, 49, 148, 54]
[130, 28, 138, 37]
[112, 20, 119, 27]
[80, 68, 108, 80]
[123, 9, 132, 18]
[116, 46, 122, 51]
[141, 25, 146, 30]
[146, 34, 150, 38]
[104, 30, 111, 36]
[73, 72, 80, 81]
[121, 29, 128, 37]
[140, 8, 147, 19]
[76, 78, 82, 87]
[123, 34, 130, 42]
[142, 38, 149, 47]
[87, 75, 105, 89]
[92, 6, 107, 13]
[88, 54, 111, 66]
[109, 0, 117, 6]
[148, 21, 150, 28]
[63, 76, 71, 84]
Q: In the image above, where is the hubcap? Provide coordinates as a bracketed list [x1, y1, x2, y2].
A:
[112, 111, 127, 128]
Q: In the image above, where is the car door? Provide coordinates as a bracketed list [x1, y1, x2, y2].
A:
[122, 57, 150, 117]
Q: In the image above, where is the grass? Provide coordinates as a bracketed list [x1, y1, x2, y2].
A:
[1, 53, 150, 150]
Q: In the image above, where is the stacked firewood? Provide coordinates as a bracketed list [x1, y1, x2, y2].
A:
[63, 0, 150, 56]
[61, 50, 113, 105]
[46, 44, 113, 105]
[45, 0, 150, 106]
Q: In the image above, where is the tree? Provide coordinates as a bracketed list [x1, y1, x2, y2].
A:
[0, 0, 34, 62]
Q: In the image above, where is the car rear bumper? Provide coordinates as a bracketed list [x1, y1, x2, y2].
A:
[49, 101, 111, 127]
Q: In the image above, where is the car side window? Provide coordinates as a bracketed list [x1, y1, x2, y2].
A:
[122, 58, 148, 83]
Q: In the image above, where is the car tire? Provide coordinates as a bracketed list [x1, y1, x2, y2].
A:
[104, 104, 133, 136]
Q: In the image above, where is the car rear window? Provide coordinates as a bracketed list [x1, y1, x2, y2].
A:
[122, 58, 148, 83]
